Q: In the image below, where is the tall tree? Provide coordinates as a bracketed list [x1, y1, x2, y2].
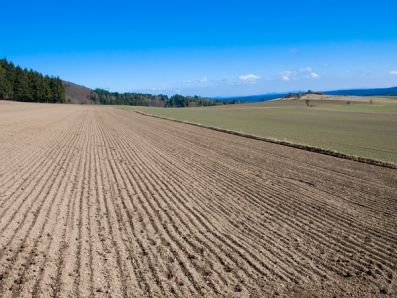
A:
[0, 58, 66, 103]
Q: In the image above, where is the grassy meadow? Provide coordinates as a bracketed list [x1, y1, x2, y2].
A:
[124, 96, 397, 163]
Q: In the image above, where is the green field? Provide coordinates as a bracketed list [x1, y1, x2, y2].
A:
[124, 96, 397, 163]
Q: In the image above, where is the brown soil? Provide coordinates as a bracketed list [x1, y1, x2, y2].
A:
[0, 101, 396, 297]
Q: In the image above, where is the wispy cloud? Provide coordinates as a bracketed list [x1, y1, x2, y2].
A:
[280, 67, 320, 81]
[183, 77, 209, 84]
[280, 70, 297, 81]
[389, 70, 397, 75]
[239, 74, 260, 82]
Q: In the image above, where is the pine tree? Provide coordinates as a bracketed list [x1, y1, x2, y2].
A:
[1, 59, 14, 99]
[0, 61, 6, 99]
[13, 67, 32, 101]
[0, 59, 66, 103]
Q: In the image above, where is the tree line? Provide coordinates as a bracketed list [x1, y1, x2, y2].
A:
[90, 89, 168, 106]
[1, 59, 235, 107]
[0, 59, 65, 103]
[90, 89, 232, 107]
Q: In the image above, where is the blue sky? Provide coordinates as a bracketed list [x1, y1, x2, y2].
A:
[2, 0, 397, 96]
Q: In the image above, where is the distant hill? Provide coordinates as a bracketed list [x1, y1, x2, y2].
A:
[324, 86, 397, 96]
[214, 92, 290, 103]
[63, 81, 93, 104]
[217, 86, 397, 103]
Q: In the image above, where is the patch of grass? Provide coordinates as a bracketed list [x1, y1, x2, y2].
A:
[124, 97, 397, 163]
[373, 96, 397, 101]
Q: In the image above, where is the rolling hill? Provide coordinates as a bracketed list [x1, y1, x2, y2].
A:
[216, 86, 397, 103]
[62, 81, 93, 104]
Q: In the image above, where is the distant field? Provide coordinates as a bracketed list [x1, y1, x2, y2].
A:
[127, 96, 397, 163]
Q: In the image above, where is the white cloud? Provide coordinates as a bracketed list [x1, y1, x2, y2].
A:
[281, 75, 290, 81]
[389, 70, 397, 75]
[150, 87, 166, 91]
[280, 70, 297, 81]
[183, 77, 209, 84]
[239, 74, 260, 82]
[280, 67, 320, 81]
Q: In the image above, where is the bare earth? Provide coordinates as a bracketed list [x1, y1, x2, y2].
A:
[0, 101, 396, 297]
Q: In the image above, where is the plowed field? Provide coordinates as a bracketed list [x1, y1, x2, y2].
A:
[0, 101, 396, 297]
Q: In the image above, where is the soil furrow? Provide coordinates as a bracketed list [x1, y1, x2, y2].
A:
[0, 103, 396, 297]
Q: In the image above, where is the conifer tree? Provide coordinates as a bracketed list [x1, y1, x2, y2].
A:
[0, 58, 66, 103]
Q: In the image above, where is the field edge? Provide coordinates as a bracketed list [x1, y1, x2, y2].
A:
[133, 110, 397, 170]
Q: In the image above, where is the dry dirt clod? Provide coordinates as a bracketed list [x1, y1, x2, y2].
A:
[234, 284, 242, 292]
